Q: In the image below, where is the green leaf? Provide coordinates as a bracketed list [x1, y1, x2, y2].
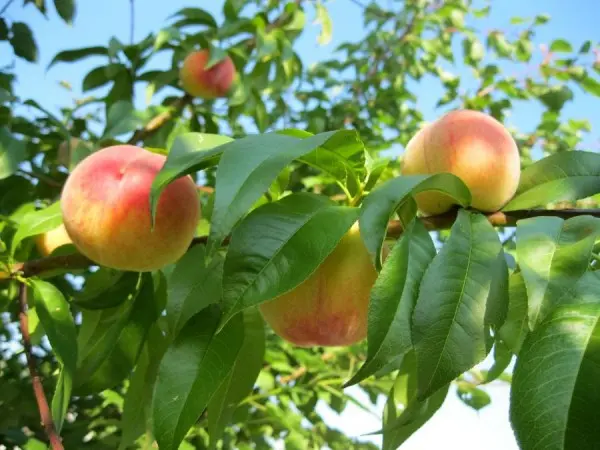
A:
[82, 64, 123, 91]
[280, 128, 366, 197]
[412, 210, 503, 399]
[102, 100, 145, 139]
[516, 215, 600, 329]
[498, 271, 529, 354]
[151, 305, 244, 450]
[165, 244, 224, 336]
[74, 272, 162, 395]
[359, 173, 471, 270]
[149, 133, 234, 223]
[345, 219, 436, 387]
[220, 192, 359, 328]
[381, 352, 449, 450]
[119, 324, 169, 450]
[538, 85, 573, 111]
[154, 26, 181, 51]
[0, 19, 9, 40]
[503, 151, 600, 210]
[9, 22, 38, 62]
[510, 304, 600, 450]
[580, 76, 600, 97]
[208, 130, 353, 253]
[208, 308, 265, 449]
[47, 46, 108, 70]
[11, 201, 62, 256]
[315, 1, 332, 45]
[53, 0, 75, 24]
[579, 40, 592, 54]
[456, 381, 491, 411]
[169, 7, 218, 28]
[550, 39, 573, 53]
[481, 340, 513, 383]
[0, 128, 26, 180]
[29, 278, 77, 432]
[71, 269, 140, 310]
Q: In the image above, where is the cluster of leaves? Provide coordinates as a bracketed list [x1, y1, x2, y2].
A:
[1, 0, 600, 449]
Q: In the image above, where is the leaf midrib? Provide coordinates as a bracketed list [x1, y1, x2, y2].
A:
[225, 205, 340, 315]
[424, 216, 474, 395]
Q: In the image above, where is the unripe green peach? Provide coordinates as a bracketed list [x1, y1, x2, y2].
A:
[259, 223, 384, 347]
[60, 145, 200, 272]
[401, 109, 521, 216]
[179, 50, 236, 99]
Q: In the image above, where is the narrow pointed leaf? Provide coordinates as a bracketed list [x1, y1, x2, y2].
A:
[359, 173, 471, 270]
[516, 215, 600, 329]
[165, 244, 224, 336]
[208, 308, 265, 449]
[345, 219, 436, 387]
[510, 304, 600, 450]
[503, 151, 600, 211]
[74, 273, 162, 395]
[498, 271, 529, 354]
[149, 133, 234, 222]
[379, 352, 450, 450]
[412, 209, 502, 399]
[11, 201, 62, 256]
[151, 305, 244, 450]
[29, 278, 77, 432]
[220, 192, 359, 328]
[208, 130, 355, 253]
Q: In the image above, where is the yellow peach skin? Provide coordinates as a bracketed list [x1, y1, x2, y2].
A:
[401, 109, 521, 216]
[35, 223, 73, 257]
[180, 50, 236, 99]
[259, 223, 384, 347]
[60, 144, 200, 272]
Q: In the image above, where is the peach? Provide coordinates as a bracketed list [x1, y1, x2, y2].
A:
[179, 50, 236, 99]
[401, 109, 521, 216]
[60, 145, 200, 272]
[35, 224, 73, 256]
[259, 223, 383, 347]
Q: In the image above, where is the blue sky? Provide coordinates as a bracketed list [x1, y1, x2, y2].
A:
[2, 0, 599, 449]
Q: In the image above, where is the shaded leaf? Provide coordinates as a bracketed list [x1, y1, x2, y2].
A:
[9, 23, 38, 62]
[510, 304, 600, 450]
[165, 244, 225, 335]
[53, 0, 75, 24]
[47, 46, 108, 69]
[208, 308, 265, 449]
[30, 278, 77, 432]
[0, 128, 26, 180]
[151, 305, 244, 450]
[498, 271, 529, 354]
[516, 215, 600, 329]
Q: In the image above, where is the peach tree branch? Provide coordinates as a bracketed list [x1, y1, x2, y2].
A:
[7, 207, 600, 279]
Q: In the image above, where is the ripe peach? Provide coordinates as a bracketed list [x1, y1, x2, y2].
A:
[259, 223, 384, 347]
[36, 224, 73, 256]
[401, 109, 521, 216]
[60, 145, 200, 272]
[179, 50, 236, 99]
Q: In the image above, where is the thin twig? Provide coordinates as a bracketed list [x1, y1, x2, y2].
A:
[7, 208, 600, 279]
[127, 94, 193, 144]
[129, 0, 135, 44]
[18, 282, 64, 450]
[17, 169, 62, 188]
[0, 0, 15, 16]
